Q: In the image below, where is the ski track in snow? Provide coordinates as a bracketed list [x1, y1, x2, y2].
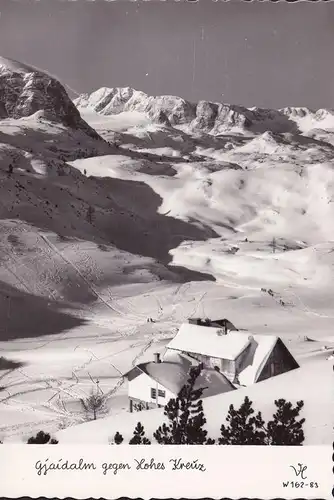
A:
[38, 233, 122, 317]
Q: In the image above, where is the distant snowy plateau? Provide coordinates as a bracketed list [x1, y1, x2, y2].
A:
[0, 57, 332, 443]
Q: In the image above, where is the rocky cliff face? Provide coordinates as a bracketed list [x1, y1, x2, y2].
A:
[0, 57, 101, 140]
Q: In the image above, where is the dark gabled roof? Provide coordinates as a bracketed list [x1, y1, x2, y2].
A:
[124, 365, 142, 382]
[188, 317, 238, 330]
[124, 352, 236, 397]
[211, 318, 238, 329]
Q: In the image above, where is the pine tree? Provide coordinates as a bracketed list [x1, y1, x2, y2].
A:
[266, 399, 305, 445]
[129, 422, 151, 444]
[133, 401, 145, 412]
[114, 431, 124, 444]
[27, 431, 58, 444]
[153, 364, 214, 444]
[8, 164, 13, 176]
[218, 396, 266, 445]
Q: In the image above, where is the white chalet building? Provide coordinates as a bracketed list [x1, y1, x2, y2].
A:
[124, 351, 236, 412]
[166, 320, 299, 386]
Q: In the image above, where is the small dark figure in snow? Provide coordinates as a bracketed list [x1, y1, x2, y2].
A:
[84, 169, 87, 176]
[8, 164, 13, 176]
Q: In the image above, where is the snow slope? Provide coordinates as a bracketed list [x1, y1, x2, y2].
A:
[55, 359, 332, 445]
[0, 72, 333, 442]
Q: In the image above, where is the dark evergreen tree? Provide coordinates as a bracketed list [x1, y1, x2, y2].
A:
[27, 431, 58, 444]
[129, 422, 151, 444]
[133, 401, 145, 412]
[218, 396, 266, 445]
[153, 364, 214, 444]
[8, 164, 13, 176]
[266, 399, 305, 445]
[114, 431, 124, 444]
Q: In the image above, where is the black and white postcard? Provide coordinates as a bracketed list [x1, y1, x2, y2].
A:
[0, 0, 332, 498]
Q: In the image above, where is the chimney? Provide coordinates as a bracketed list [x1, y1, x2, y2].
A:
[153, 352, 161, 363]
[221, 319, 228, 335]
[217, 323, 228, 336]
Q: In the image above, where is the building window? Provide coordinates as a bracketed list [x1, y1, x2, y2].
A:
[272, 360, 284, 376]
[151, 388, 166, 399]
[221, 358, 235, 374]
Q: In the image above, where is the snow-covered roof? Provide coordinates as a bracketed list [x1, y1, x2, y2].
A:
[166, 326, 298, 386]
[167, 323, 251, 361]
[126, 352, 235, 397]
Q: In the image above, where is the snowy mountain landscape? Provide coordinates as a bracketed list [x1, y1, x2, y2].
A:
[0, 56, 333, 445]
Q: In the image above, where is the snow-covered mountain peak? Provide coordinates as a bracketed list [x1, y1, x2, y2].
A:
[0, 56, 101, 139]
[76, 86, 334, 136]
[0, 56, 49, 77]
[281, 106, 313, 118]
[75, 87, 149, 115]
[75, 87, 251, 130]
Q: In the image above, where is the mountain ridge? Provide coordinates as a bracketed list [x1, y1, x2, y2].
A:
[75, 86, 334, 135]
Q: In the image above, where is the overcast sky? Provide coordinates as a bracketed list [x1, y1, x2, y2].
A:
[0, 0, 333, 109]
